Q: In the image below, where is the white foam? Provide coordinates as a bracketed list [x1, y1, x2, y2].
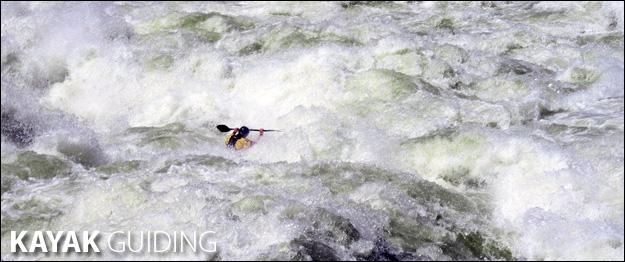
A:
[2, 2, 623, 261]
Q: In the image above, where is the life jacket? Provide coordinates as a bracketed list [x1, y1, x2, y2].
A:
[225, 134, 252, 150]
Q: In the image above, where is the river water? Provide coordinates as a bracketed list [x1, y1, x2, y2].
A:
[1, 2, 623, 260]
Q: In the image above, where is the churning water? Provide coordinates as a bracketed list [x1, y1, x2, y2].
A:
[1, 1, 623, 260]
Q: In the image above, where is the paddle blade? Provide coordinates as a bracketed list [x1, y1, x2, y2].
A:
[216, 125, 232, 132]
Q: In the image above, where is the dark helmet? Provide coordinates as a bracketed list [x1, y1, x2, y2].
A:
[239, 126, 250, 137]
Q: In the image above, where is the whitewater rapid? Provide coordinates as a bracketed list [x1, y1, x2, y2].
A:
[2, 2, 623, 260]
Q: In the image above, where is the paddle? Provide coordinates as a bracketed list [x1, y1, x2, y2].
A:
[216, 124, 282, 132]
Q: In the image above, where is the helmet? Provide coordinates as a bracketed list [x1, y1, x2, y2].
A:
[239, 126, 250, 137]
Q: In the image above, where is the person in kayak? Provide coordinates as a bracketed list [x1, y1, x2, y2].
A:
[225, 126, 264, 150]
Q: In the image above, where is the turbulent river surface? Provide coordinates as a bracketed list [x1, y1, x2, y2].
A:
[1, 1, 623, 261]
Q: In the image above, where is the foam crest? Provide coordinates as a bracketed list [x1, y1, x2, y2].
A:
[1, 2, 623, 261]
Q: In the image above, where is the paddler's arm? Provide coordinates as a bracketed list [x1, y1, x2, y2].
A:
[254, 128, 264, 144]
[225, 127, 239, 146]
